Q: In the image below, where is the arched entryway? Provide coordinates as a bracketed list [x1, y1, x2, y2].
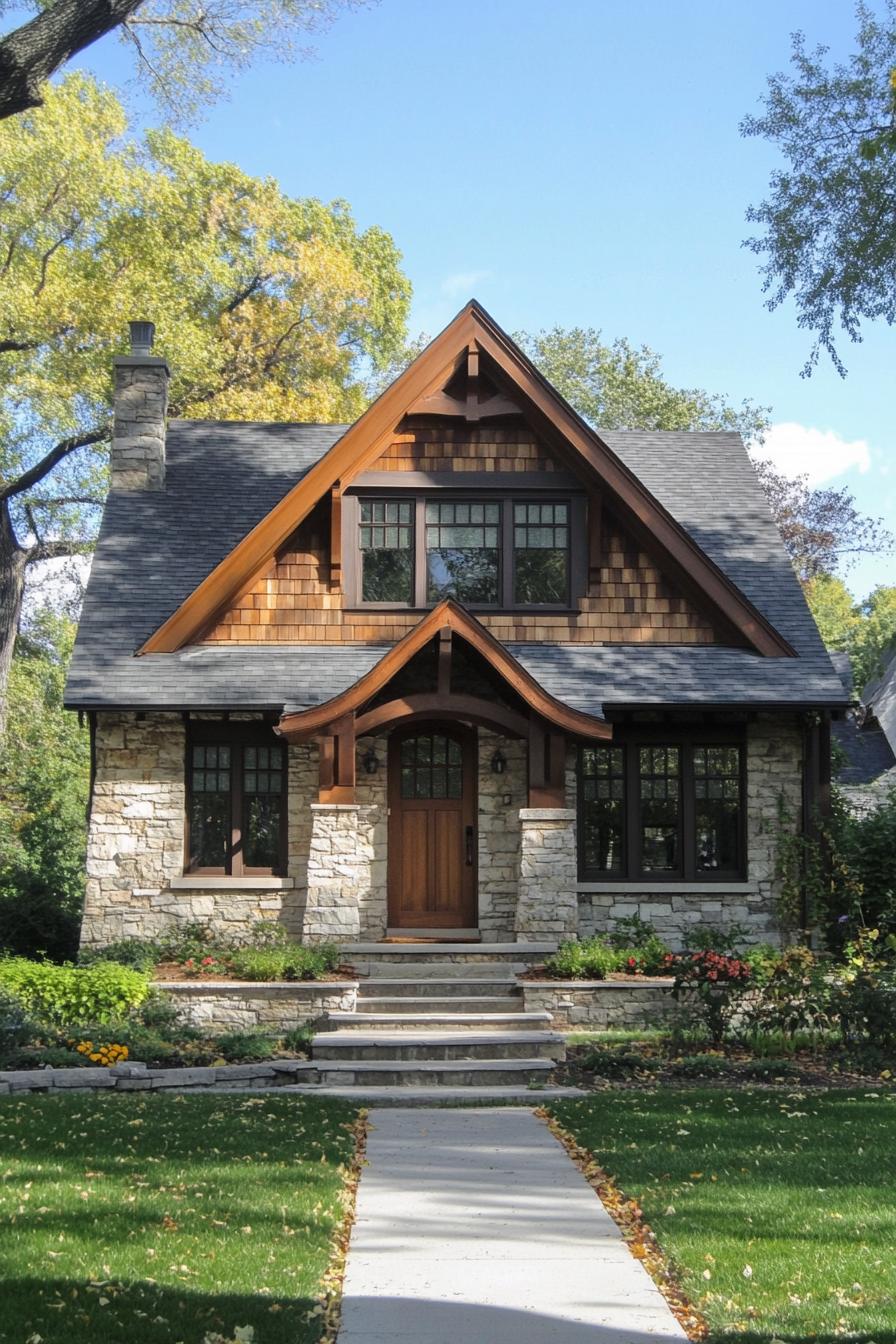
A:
[387, 723, 477, 930]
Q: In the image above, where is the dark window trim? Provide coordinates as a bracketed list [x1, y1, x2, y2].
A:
[343, 490, 586, 611]
[185, 721, 288, 877]
[577, 730, 747, 883]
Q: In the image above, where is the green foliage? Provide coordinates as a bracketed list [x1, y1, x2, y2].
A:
[741, 942, 784, 986]
[213, 1031, 280, 1063]
[615, 936, 672, 977]
[581, 1047, 659, 1078]
[0, 986, 31, 1055]
[544, 937, 622, 980]
[834, 927, 896, 1047]
[671, 950, 753, 1044]
[804, 573, 861, 649]
[853, 584, 896, 687]
[0, 611, 88, 960]
[515, 326, 769, 440]
[742, 2, 896, 375]
[744, 945, 833, 1037]
[226, 942, 339, 982]
[737, 1057, 798, 1080]
[684, 922, 753, 954]
[79, 938, 160, 972]
[0, 957, 149, 1026]
[281, 1023, 315, 1056]
[606, 914, 657, 948]
[668, 1052, 732, 1078]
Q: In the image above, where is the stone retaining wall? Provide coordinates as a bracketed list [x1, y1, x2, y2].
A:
[520, 979, 674, 1030]
[0, 1059, 319, 1094]
[158, 981, 358, 1032]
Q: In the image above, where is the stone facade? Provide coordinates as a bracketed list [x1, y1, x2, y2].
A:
[82, 710, 803, 952]
[574, 716, 804, 949]
[158, 980, 357, 1032]
[515, 809, 578, 942]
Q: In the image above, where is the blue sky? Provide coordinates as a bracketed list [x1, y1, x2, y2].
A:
[66, 0, 895, 598]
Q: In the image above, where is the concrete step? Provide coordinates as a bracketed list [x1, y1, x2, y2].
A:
[281, 1085, 586, 1105]
[311, 1058, 557, 1087]
[356, 978, 520, 997]
[345, 942, 556, 978]
[324, 1010, 550, 1031]
[311, 1030, 565, 1063]
[355, 996, 525, 1014]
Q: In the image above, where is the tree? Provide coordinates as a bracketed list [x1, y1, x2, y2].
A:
[0, 0, 356, 124]
[804, 573, 861, 653]
[0, 609, 88, 959]
[515, 327, 770, 440]
[0, 74, 410, 728]
[742, 2, 896, 375]
[751, 459, 893, 583]
[853, 585, 896, 688]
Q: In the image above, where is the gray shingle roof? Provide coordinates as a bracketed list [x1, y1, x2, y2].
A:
[66, 422, 849, 715]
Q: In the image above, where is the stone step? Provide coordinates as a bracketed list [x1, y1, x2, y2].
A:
[385, 928, 481, 941]
[356, 978, 520, 997]
[323, 1010, 551, 1031]
[354, 997, 526, 1015]
[311, 1030, 565, 1063]
[311, 1058, 557, 1087]
[347, 946, 553, 979]
[281, 1085, 586, 1105]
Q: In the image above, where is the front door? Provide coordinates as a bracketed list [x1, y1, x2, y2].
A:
[387, 724, 477, 929]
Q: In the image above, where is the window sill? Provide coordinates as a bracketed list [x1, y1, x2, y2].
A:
[576, 881, 757, 895]
[172, 876, 294, 890]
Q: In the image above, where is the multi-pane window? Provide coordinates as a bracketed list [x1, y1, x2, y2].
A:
[359, 500, 413, 603]
[639, 746, 681, 873]
[513, 502, 569, 604]
[399, 733, 463, 799]
[187, 731, 286, 875]
[425, 501, 500, 604]
[694, 746, 742, 873]
[578, 740, 745, 881]
[580, 746, 625, 874]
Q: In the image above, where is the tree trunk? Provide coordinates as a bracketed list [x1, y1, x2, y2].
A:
[0, 0, 144, 121]
[0, 499, 27, 737]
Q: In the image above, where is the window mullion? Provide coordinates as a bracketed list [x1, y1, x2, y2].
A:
[626, 744, 640, 879]
[230, 745, 243, 877]
[501, 497, 513, 607]
[681, 744, 695, 881]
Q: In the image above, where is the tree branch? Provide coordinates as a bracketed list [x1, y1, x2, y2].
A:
[0, 426, 108, 503]
[26, 538, 94, 565]
[0, 0, 145, 122]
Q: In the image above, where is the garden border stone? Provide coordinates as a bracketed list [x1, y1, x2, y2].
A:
[0, 1058, 319, 1094]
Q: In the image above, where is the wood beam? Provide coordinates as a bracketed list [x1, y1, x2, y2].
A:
[466, 344, 479, 422]
[437, 626, 452, 696]
[528, 723, 567, 807]
[354, 693, 530, 740]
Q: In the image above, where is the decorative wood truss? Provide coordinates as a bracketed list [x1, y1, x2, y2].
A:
[275, 600, 612, 804]
[140, 301, 795, 659]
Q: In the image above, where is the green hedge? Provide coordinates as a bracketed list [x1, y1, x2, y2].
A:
[0, 957, 150, 1026]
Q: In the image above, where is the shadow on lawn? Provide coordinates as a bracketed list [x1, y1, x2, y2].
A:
[0, 1276, 321, 1344]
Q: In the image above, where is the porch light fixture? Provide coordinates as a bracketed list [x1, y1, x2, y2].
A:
[490, 749, 507, 775]
[362, 747, 380, 775]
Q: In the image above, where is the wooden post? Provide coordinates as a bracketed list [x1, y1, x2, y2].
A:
[437, 626, 452, 696]
[528, 721, 567, 808]
[317, 716, 355, 803]
[465, 345, 480, 422]
[587, 491, 602, 589]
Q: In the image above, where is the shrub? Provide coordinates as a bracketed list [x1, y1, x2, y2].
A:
[0, 957, 150, 1026]
[616, 935, 673, 976]
[582, 1047, 658, 1078]
[156, 922, 216, 963]
[833, 928, 896, 1047]
[544, 937, 625, 979]
[671, 950, 753, 1044]
[214, 1031, 279, 1062]
[744, 945, 833, 1038]
[281, 1023, 315, 1056]
[226, 942, 339, 982]
[607, 915, 659, 949]
[669, 1052, 732, 1077]
[79, 938, 160, 972]
[742, 943, 783, 986]
[737, 1058, 798, 1080]
[685, 922, 752, 954]
[0, 986, 33, 1057]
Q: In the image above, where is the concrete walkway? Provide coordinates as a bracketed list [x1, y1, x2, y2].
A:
[338, 1107, 687, 1343]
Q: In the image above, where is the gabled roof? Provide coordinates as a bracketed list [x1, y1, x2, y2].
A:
[275, 600, 612, 741]
[139, 302, 793, 658]
[65, 425, 849, 714]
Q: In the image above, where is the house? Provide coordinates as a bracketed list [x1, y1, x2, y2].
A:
[832, 649, 896, 813]
[66, 302, 849, 952]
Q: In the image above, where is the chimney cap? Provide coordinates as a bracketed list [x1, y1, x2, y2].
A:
[129, 320, 155, 356]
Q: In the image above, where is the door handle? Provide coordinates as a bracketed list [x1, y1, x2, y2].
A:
[465, 825, 475, 866]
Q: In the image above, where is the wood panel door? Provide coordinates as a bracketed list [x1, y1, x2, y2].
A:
[387, 725, 477, 929]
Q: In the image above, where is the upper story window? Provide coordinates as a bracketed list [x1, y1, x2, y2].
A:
[186, 724, 287, 876]
[426, 501, 500, 604]
[348, 493, 580, 610]
[578, 736, 746, 882]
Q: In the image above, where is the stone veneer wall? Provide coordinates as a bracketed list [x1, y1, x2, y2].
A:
[82, 713, 317, 948]
[158, 981, 357, 1032]
[477, 731, 525, 940]
[521, 981, 674, 1030]
[573, 715, 803, 949]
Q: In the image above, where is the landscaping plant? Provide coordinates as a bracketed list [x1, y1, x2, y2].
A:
[671, 949, 753, 1044]
[0, 957, 149, 1025]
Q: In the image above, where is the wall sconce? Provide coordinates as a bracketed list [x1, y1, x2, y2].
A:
[490, 749, 507, 775]
[362, 747, 380, 775]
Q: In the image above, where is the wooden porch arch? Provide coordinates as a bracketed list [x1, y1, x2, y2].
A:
[354, 693, 531, 739]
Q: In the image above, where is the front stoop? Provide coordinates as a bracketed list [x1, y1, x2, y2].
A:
[304, 940, 573, 1097]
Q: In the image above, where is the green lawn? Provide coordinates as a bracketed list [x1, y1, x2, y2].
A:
[0, 1092, 360, 1344]
[550, 1090, 896, 1343]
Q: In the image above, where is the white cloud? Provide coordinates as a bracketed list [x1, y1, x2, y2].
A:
[757, 421, 872, 485]
[440, 269, 492, 298]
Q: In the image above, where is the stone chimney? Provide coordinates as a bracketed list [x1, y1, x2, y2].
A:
[111, 321, 169, 490]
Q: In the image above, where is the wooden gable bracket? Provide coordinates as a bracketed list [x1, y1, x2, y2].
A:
[329, 483, 342, 593]
[406, 342, 522, 421]
[437, 625, 452, 696]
